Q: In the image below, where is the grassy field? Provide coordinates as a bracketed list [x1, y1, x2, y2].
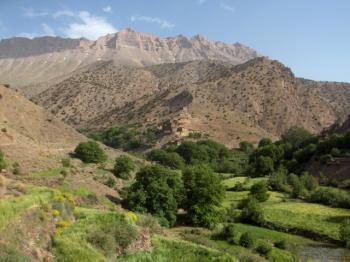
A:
[263, 202, 350, 240]
[0, 187, 56, 230]
[30, 168, 66, 177]
[120, 236, 238, 262]
[223, 190, 287, 208]
[222, 177, 268, 189]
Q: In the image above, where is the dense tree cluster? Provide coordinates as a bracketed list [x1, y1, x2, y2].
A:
[86, 126, 158, 151]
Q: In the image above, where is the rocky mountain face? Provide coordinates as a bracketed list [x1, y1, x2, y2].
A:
[0, 84, 85, 171]
[34, 57, 350, 147]
[0, 28, 259, 94]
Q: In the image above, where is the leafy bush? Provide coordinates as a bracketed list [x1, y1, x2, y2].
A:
[136, 213, 161, 234]
[113, 155, 135, 179]
[0, 150, 7, 170]
[255, 242, 272, 256]
[309, 187, 350, 208]
[252, 156, 274, 177]
[61, 157, 71, 167]
[125, 165, 184, 227]
[340, 219, 350, 248]
[240, 196, 264, 225]
[300, 172, 318, 191]
[239, 232, 255, 248]
[146, 149, 184, 170]
[88, 219, 138, 255]
[282, 126, 314, 149]
[220, 224, 239, 244]
[258, 138, 273, 148]
[74, 141, 107, 163]
[249, 181, 270, 202]
[239, 141, 254, 154]
[183, 164, 225, 228]
[274, 239, 287, 250]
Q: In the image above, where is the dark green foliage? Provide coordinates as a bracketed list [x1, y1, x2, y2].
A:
[86, 126, 158, 151]
[240, 196, 264, 225]
[104, 177, 116, 188]
[0, 150, 7, 170]
[249, 181, 270, 202]
[113, 155, 135, 179]
[176, 141, 209, 164]
[340, 219, 350, 248]
[255, 242, 272, 256]
[146, 149, 184, 170]
[330, 147, 341, 157]
[61, 157, 71, 168]
[74, 141, 107, 163]
[252, 156, 274, 177]
[309, 187, 350, 208]
[268, 167, 291, 193]
[274, 239, 287, 250]
[300, 172, 318, 191]
[258, 138, 273, 148]
[125, 165, 184, 227]
[293, 144, 317, 163]
[239, 232, 255, 248]
[239, 141, 254, 154]
[220, 224, 239, 244]
[319, 154, 334, 164]
[282, 126, 314, 149]
[183, 165, 225, 228]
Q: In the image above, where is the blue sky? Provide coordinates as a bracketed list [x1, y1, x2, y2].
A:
[0, 0, 349, 82]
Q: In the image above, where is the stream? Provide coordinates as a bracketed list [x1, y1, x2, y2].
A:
[300, 244, 350, 262]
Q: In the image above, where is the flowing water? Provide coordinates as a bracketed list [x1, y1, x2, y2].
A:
[300, 244, 350, 262]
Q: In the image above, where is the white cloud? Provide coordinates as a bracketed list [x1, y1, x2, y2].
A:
[41, 23, 55, 36]
[220, 3, 235, 12]
[23, 7, 49, 17]
[131, 15, 175, 29]
[102, 6, 113, 13]
[62, 11, 117, 39]
[52, 9, 75, 18]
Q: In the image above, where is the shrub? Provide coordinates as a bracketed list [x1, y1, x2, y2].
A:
[274, 239, 287, 250]
[240, 197, 264, 225]
[239, 141, 254, 154]
[320, 154, 333, 164]
[221, 224, 239, 244]
[340, 219, 350, 248]
[87, 218, 138, 255]
[300, 172, 318, 191]
[258, 138, 273, 148]
[255, 242, 272, 256]
[113, 155, 135, 179]
[12, 162, 21, 175]
[331, 148, 342, 157]
[136, 213, 161, 234]
[74, 141, 107, 163]
[61, 157, 71, 167]
[309, 187, 350, 208]
[104, 177, 116, 188]
[0, 150, 7, 170]
[239, 232, 255, 248]
[183, 164, 225, 228]
[253, 156, 274, 177]
[146, 149, 184, 170]
[282, 126, 314, 149]
[125, 165, 184, 227]
[87, 229, 116, 256]
[249, 181, 270, 202]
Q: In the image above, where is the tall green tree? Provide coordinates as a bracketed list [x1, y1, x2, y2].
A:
[125, 165, 184, 227]
[183, 165, 225, 228]
[74, 141, 107, 163]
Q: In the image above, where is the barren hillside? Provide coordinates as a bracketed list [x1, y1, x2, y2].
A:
[35, 57, 350, 147]
[0, 84, 85, 171]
